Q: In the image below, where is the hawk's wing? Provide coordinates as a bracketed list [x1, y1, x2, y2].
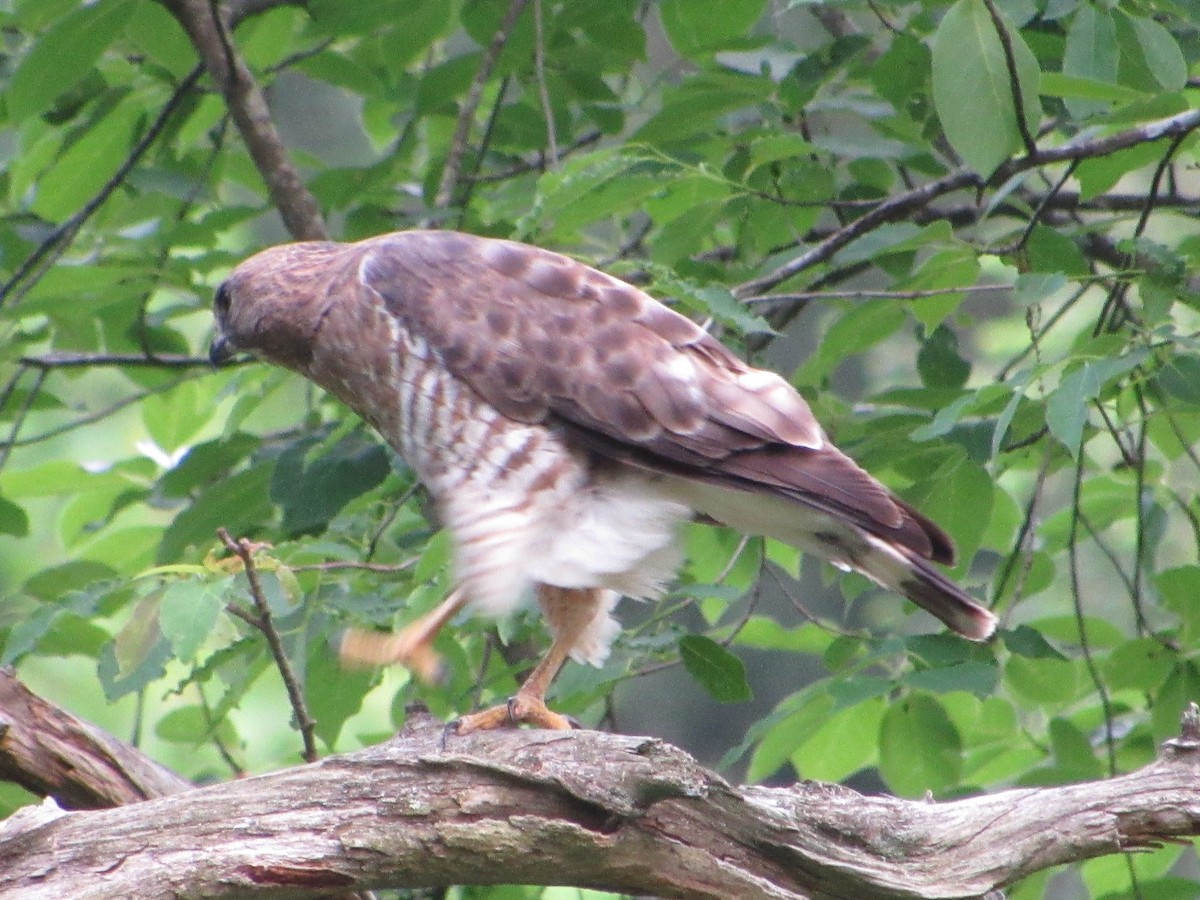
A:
[355, 230, 951, 567]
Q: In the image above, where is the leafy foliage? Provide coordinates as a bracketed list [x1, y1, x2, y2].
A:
[1, 0, 1199, 896]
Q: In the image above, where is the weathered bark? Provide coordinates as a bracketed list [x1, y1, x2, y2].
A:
[2, 684, 1199, 900]
[0, 668, 190, 809]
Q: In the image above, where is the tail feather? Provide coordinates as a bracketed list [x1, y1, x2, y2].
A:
[668, 479, 997, 641]
[859, 533, 997, 641]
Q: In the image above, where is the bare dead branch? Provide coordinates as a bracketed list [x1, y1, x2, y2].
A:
[159, 0, 327, 240]
[217, 528, 319, 763]
[2, 705, 1199, 899]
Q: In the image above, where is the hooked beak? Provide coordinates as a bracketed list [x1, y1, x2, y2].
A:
[209, 332, 236, 367]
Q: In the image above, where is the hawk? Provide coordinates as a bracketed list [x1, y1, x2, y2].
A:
[210, 230, 996, 733]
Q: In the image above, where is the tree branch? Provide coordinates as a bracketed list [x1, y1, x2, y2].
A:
[734, 107, 1200, 297]
[18, 352, 221, 369]
[159, 0, 328, 240]
[3, 694, 1199, 899]
[0, 669, 190, 809]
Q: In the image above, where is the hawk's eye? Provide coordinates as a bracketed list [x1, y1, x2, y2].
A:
[214, 283, 232, 315]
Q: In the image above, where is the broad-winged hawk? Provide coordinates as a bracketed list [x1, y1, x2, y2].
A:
[210, 230, 996, 732]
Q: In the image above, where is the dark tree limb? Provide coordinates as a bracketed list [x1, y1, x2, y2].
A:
[159, 0, 328, 240]
[3, 683, 1200, 900]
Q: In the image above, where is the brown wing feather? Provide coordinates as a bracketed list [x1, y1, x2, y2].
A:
[357, 230, 951, 564]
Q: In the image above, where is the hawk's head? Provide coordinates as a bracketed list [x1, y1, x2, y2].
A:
[209, 241, 347, 372]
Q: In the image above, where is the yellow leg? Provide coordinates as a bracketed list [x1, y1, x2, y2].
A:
[452, 586, 601, 734]
[339, 588, 466, 683]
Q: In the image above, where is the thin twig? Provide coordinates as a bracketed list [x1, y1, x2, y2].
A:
[980, 0, 1038, 156]
[0, 64, 204, 311]
[743, 283, 1011, 307]
[432, 0, 532, 211]
[217, 527, 319, 763]
[20, 352, 221, 369]
[532, 0, 559, 170]
[453, 75, 511, 228]
[1094, 129, 1192, 336]
[290, 559, 417, 574]
[0, 375, 190, 451]
[0, 367, 45, 474]
[466, 130, 602, 183]
[1066, 452, 1119, 776]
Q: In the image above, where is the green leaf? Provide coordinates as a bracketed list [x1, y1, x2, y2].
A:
[270, 436, 391, 536]
[1003, 624, 1068, 660]
[142, 380, 212, 455]
[905, 661, 999, 697]
[791, 696, 885, 782]
[32, 99, 142, 222]
[0, 494, 29, 537]
[155, 705, 239, 747]
[159, 464, 274, 563]
[931, 0, 1042, 174]
[745, 691, 832, 781]
[1154, 354, 1200, 405]
[1124, 12, 1187, 91]
[98, 628, 172, 702]
[1062, 4, 1120, 119]
[679, 635, 753, 703]
[159, 579, 225, 662]
[1156, 566, 1200, 643]
[1, 582, 114, 664]
[1048, 717, 1102, 778]
[907, 453, 993, 568]
[306, 643, 375, 749]
[1103, 638, 1176, 692]
[878, 693, 962, 795]
[307, 0, 407, 34]
[1152, 662, 1200, 744]
[660, 0, 768, 58]
[1038, 71, 1146, 104]
[1045, 351, 1147, 455]
[1076, 142, 1167, 201]
[917, 326, 971, 389]
[1023, 224, 1090, 275]
[6, 0, 136, 121]
[1004, 654, 1081, 707]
